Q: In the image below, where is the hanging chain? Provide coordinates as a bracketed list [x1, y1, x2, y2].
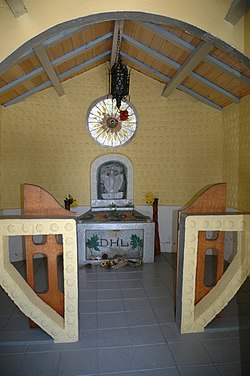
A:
[115, 27, 121, 64]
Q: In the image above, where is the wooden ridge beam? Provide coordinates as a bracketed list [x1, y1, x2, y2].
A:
[110, 20, 124, 66]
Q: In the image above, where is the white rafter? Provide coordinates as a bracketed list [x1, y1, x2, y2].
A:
[162, 41, 214, 97]
[33, 45, 65, 97]
[225, 0, 250, 25]
[5, 0, 27, 17]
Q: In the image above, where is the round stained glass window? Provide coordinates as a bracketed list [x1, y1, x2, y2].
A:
[86, 96, 138, 147]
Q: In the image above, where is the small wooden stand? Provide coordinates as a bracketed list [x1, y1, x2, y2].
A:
[153, 198, 161, 256]
[23, 184, 75, 327]
[178, 183, 226, 304]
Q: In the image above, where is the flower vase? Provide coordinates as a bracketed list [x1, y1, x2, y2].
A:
[64, 200, 71, 211]
[153, 198, 161, 256]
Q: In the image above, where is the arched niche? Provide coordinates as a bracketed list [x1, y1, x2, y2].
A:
[91, 154, 133, 209]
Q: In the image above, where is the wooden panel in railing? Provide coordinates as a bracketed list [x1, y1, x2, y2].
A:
[178, 183, 226, 304]
[23, 184, 75, 327]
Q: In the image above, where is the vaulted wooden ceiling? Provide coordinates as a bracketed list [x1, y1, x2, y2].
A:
[1, 4, 250, 111]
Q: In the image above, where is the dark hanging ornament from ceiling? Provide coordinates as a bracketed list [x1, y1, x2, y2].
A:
[110, 55, 130, 109]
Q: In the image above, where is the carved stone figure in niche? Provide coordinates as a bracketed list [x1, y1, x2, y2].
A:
[98, 162, 127, 200]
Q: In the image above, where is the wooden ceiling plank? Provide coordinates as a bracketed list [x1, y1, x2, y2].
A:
[0, 88, 22, 102]
[91, 21, 113, 39]
[18, 57, 41, 75]
[162, 42, 213, 97]
[150, 34, 166, 55]
[140, 21, 250, 86]
[120, 51, 222, 111]
[123, 33, 180, 69]
[61, 36, 75, 56]
[139, 21, 194, 53]
[123, 40, 147, 65]
[190, 71, 240, 103]
[179, 29, 201, 47]
[56, 39, 110, 75]
[1, 68, 20, 84]
[60, 63, 99, 82]
[195, 62, 238, 88]
[182, 76, 229, 106]
[5, 0, 27, 18]
[58, 50, 111, 80]
[51, 32, 112, 66]
[33, 45, 64, 97]
[47, 39, 65, 61]
[4, 81, 51, 107]
[31, 73, 48, 87]
[110, 20, 124, 66]
[133, 22, 154, 46]
[211, 49, 250, 79]
[124, 34, 238, 102]
[225, 0, 250, 25]
[71, 29, 85, 55]
[207, 54, 250, 85]
[0, 67, 43, 94]
[178, 82, 223, 110]
[43, 26, 87, 48]
[121, 51, 170, 82]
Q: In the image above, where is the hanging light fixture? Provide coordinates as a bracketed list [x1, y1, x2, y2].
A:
[110, 24, 130, 109]
[110, 55, 130, 109]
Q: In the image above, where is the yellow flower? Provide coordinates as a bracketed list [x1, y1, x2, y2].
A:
[145, 192, 154, 205]
[65, 194, 78, 207]
[71, 199, 78, 207]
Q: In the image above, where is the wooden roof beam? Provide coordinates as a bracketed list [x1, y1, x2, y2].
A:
[123, 34, 239, 103]
[4, 50, 111, 107]
[123, 33, 179, 69]
[51, 32, 112, 66]
[162, 41, 213, 97]
[0, 33, 112, 95]
[58, 50, 111, 80]
[120, 51, 222, 111]
[5, 0, 27, 17]
[17, 25, 88, 61]
[110, 20, 124, 67]
[140, 21, 250, 86]
[33, 45, 64, 97]
[225, 0, 250, 25]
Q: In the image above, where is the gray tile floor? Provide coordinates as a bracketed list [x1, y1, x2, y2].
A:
[0, 253, 250, 376]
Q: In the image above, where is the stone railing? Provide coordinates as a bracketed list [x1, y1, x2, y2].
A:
[176, 214, 250, 333]
[0, 218, 78, 343]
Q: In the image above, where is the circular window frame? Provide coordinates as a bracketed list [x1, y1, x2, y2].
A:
[86, 96, 138, 148]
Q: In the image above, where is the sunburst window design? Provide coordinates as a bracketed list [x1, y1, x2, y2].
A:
[86, 97, 138, 147]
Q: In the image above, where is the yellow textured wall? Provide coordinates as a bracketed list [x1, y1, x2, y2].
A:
[0, 107, 2, 210]
[222, 102, 239, 208]
[1, 64, 223, 209]
[223, 94, 250, 210]
[238, 95, 250, 210]
[245, 10, 250, 58]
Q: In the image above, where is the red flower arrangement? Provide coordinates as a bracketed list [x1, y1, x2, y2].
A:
[119, 109, 129, 121]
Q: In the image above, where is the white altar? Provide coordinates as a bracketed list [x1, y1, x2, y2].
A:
[77, 154, 155, 263]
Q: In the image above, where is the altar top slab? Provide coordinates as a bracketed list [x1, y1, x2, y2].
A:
[77, 209, 152, 223]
